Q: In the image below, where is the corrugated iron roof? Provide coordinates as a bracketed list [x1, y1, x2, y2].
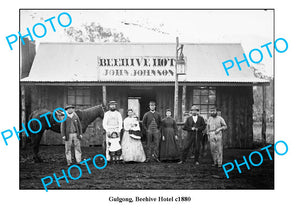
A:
[21, 42, 269, 84]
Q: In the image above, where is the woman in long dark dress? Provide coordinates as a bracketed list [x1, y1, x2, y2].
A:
[159, 109, 180, 161]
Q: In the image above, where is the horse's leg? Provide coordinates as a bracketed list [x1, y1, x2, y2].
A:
[20, 138, 27, 150]
[32, 131, 44, 163]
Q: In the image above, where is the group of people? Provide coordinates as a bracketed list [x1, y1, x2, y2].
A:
[60, 100, 227, 168]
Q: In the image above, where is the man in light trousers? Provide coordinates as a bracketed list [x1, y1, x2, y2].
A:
[207, 108, 227, 168]
[103, 100, 123, 161]
[61, 105, 83, 166]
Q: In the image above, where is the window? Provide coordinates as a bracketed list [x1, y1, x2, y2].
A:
[67, 87, 91, 108]
[193, 87, 216, 120]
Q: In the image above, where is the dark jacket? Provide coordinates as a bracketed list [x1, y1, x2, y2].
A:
[183, 115, 206, 137]
[61, 113, 83, 141]
[142, 111, 162, 131]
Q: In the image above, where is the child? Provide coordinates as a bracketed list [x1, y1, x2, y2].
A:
[107, 131, 122, 163]
[129, 116, 143, 140]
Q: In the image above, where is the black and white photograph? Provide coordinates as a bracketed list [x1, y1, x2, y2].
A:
[19, 9, 275, 190]
[2, 0, 300, 217]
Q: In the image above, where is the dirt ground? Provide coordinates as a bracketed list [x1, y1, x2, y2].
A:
[20, 145, 274, 190]
[253, 122, 274, 144]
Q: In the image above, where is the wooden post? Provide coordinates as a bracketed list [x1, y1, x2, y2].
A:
[181, 85, 186, 122]
[262, 85, 267, 145]
[102, 85, 107, 106]
[21, 86, 26, 149]
[174, 37, 179, 121]
[102, 85, 107, 152]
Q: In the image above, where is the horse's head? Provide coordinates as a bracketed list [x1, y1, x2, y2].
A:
[99, 104, 106, 119]
[54, 109, 66, 121]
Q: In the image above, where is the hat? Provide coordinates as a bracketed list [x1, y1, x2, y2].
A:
[210, 107, 217, 112]
[110, 131, 119, 138]
[191, 105, 199, 111]
[65, 105, 75, 110]
[108, 100, 117, 106]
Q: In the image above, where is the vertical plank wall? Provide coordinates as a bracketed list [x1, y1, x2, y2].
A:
[216, 86, 253, 148]
[185, 85, 253, 148]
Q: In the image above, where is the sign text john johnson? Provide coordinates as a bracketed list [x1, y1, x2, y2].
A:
[97, 57, 178, 77]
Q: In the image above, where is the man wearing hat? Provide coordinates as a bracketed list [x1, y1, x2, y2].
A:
[61, 105, 83, 166]
[103, 100, 123, 161]
[142, 101, 162, 162]
[178, 105, 206, 165]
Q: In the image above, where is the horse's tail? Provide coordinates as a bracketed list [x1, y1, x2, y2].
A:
[24, 112, 35, 148]
[28, 112, 34, 123]
[26, 109, 48, 145]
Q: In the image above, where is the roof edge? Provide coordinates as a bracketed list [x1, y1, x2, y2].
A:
[38, 42, 243, 46]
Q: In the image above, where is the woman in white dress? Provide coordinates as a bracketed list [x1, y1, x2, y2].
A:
[121, 109, 146, 162]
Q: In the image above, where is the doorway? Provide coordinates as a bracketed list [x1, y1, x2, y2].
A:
[128, 97, 140, 118]
[128, 87, 156, 120]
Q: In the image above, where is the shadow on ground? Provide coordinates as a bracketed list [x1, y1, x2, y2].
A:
[20, 145, 274, 190]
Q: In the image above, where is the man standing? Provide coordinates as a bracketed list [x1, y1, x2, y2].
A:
[178, 105, 206, 165]
[61, 105, 83, 166]
[103, 101, 123, 161]
[207, 108, 227, 168]
[142, 101, 162, 162]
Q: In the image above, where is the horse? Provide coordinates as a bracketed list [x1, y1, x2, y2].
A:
[26, 104, 106, 162]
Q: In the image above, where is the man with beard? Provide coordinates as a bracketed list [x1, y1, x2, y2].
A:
[103, 101, 123, 161]
[207, 108, 227, 168]
[178, 105, 206, 165]
[142, 101, 162, 162]
[61, 105, 83, 166]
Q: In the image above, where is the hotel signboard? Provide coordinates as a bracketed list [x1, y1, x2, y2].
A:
[97, 56, 179, 79]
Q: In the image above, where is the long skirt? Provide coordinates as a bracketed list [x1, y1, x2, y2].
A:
[159, 127, 180, 161]
[121, 131, 146, 162]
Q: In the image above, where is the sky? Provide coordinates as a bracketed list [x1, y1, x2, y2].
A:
[20, 9, 274, 76]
